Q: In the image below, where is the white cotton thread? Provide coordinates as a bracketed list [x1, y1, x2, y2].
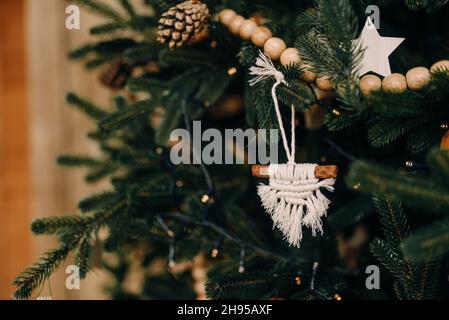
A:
[249, 51, 295, 163]
[250, 51, 335, 248]
[257, 163, 334, 247]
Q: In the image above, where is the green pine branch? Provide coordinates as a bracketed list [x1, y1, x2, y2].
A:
[12, 245, 71, 300]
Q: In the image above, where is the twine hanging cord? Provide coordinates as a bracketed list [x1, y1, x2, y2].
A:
[249, 51, 296, 164]
[249, 51, 336, 247]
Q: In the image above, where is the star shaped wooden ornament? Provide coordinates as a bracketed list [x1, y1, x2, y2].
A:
[354, 18, 405, 77]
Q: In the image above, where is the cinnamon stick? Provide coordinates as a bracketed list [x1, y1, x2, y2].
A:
[252, 165, 338, 179]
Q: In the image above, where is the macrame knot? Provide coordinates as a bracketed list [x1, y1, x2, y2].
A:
[257, 163, 335, 248]
[249, 50, 287, 87]
[248, 51, 335, 248]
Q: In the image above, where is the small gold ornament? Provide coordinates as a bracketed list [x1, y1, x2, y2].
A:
[157, 0, 210, 49]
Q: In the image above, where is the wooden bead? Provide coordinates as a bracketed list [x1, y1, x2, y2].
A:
[218, 9, 236, 26]
[430, 60, 449, 74]
[229, 15, 244, 35]
[316, 77, 334, 91]
[280, 48, 300, 66]
[406, 67, 431, 91]
[302, 68, 317, 83]
[263, 37, 286, 60]
[239, 19, 257, 40]
[382, 73, 407, 93]
[360, 75, 382, 96]
[251, 26, 272, 47]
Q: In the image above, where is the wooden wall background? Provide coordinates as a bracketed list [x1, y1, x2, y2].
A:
[0, 0, 149, 299]
[0, 0, 31, 300]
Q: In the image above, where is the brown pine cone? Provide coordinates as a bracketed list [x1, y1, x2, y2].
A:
[100, 61, 132, 89]
[157, 0, 210, 49]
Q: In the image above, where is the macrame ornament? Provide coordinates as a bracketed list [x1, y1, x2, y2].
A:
[249, 51, 336, 248]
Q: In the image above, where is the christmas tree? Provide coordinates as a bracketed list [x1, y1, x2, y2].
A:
[12, 0, 449, 300]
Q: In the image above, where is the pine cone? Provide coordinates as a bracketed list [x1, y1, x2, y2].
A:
[100, 61, 132, 89]
[157, 0, 210, 49]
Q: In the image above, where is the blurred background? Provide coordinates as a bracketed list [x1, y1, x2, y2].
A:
[0, 0, 134, 299]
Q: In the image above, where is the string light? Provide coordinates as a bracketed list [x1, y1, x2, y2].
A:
[440, 123, 448, 129]
[211, 248, 219, 258]
[227, 67, 238, 76]
[156, 216, 175, 238]
[176, 180, 184, 188]
[211, 236, 224, 258]
[332, 109, 341, 116]
[201, 194, 210, 203]
[238, 246, 246, 273]
[295, 275, 302, 285]
[405, 160, 413, 168]
[333, 293, 342, 301]
[167, 230, 175, 238]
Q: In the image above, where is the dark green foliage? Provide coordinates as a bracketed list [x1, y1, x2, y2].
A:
[78, 191, 121, 213]
[346, 159, 449, 211]
[369, 195, 441, 299]
[13, 0, 449, 300]
[13, 245, 70, 300]
[206, 271, 299, 300]
[76, 237, 93, 279]
[66, 92, 109, 120]
[57, 155, 101, 167]
[402, 220, 449, 261]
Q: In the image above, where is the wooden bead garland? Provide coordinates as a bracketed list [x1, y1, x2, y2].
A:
[406, 67, 431, 91]
[280, 47, 300, 66]
[217, 8, 448, 95]
[360, 75, 382, 95]
[430, 60, 449, 74]
[382, 73, 407, 93]
[251, 26, 272, 47]
[218, 9, 236, 26]
[239, 19, 258, 40]
[229, 15, 245, 35]
[263, 37, 287, 60]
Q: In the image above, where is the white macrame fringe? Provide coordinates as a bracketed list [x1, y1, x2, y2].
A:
[257, 163, 335, 248]
[249, 51, 335, 248]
